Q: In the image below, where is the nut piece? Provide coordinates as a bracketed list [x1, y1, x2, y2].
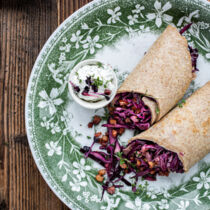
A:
[95, 174, 104, 182]
[109, 119, 117, 125]
[94, 132, 102, 137]
[120, 163, 127, 169]
[107, 186, 115, 195]
[92, 115, 101, 125]
[118, 128, 125, 135]
[98, 169, 106, 176]
[101, 135, 108, 142]
[136, 159, 141, 167]
[148, 161, 155, 169]
[112, 129, 118, 138]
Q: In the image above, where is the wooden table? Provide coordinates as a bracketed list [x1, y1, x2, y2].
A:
[0, 1, 92, 209]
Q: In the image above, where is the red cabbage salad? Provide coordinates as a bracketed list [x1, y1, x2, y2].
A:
[102, 92, 153, 131]
[81, 129, 184, 197]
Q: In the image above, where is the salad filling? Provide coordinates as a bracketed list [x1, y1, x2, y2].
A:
[81, 134, 184, 197]
[70, 62, 115, 102]
[103, 92, 156, 131]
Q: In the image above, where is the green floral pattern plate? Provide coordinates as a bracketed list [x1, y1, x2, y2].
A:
[25, 0, 210, 209]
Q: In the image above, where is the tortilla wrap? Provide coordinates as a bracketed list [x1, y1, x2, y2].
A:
[118, 25, 192, 122]
[130, 81, 210, 171]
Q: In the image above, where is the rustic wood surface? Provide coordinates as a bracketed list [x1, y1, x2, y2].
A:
[0, 0, 92, 209]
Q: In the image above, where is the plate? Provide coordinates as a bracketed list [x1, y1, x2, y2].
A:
[25, 0, 210, 209]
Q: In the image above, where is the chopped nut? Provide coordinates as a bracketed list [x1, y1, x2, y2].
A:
[88, 122, 93, 128]
[107, 186, 115, 195]
[112, 129, 118, 138]
[94, 132, 102, 137]
[109, 119, 117, 125]
[148, 161, 155, 169]
[101, 135, 108, 142]
[136, 159, 141, 167]
[119, 100, 128, 106]
[125, 118, 131, 124]
[98, 169, 106, 176]
[95, 174, 104, 182]
[150, 170, 155, 175]
[92, 115, 101, 125]
[131, 106, 136, 111]
[118, 128, 125, 135]
[135, 109, 141, 114]
[120, 163, 127, 169]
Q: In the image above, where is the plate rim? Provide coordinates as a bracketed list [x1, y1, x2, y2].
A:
[25, 0, 210, 209]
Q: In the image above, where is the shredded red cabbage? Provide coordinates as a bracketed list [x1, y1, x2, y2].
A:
[102, 92, 152, 131]
[180, 23, 199, 73]
[81, 136, 184, 197]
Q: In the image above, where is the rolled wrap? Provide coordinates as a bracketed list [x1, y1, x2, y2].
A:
[130, 81, 210, 171]
[118, 25, 192, 122]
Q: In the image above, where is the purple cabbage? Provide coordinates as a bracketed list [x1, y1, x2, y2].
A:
[180, 23, 199, 73]
[103, 92, 152, 131]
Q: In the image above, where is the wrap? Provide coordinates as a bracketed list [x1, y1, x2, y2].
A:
[130, 81, 210, 171]
[118, 25, 192, 122]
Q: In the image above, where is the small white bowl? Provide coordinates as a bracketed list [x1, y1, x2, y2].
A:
[68, 59, 118, 109]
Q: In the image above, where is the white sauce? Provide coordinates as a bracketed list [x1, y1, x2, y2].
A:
[71, 63, 115, 102]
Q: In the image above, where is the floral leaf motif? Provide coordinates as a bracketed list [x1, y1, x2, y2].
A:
[125, 197, 150, 210]
[69, 177, 87, 192]
[45, 141, 62, 156]
[177, 200, 190, 210]
[62, 174, 68, 182]
[193, 171, 210, 190]
[146, 0, 173, 28]
[127, 14, 138, 25]
[107, 6, 122, 24]
[82, 35, 102, 54]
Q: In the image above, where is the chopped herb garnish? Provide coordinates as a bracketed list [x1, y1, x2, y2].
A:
[155, 107, 160, 114]
[79, 79, 82, 83]
[101, 108, 110, 121]
[94, 77, 103, 87]
[87, 136, 91, 139]
[178, 99, 186, 108]
[97, 62, 103, 68]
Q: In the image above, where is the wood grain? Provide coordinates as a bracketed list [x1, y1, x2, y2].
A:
[0, 0, 91, 209]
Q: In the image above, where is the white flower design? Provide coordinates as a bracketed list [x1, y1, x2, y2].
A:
[70, 30, 83, 49]
[146, 1, 173, 28]
[107, 6, 121, 24]
[127, 14, 138, 25]
[61, 37, 67, 43]
[59, 52, 66, 64]
[125, 197, 150, 210]
[77, 195, 82, 201]
[193, 170, 210, 190]
[139, 25, 150, 32]
[69, 177, 87, 192]
[59, 43, 71, 52]
[82, 35, 102, 54]
[73, 158, 91, 178]
[50, 122, 61, 134]
[38, 88, 63, 115]
[177, 201, 189, 210]
[90, 195, 100, 202]
[45, 141, 62, 156]
[40, 117, 50, 129]
[132, 4, 145, 18]
[81, 23, 89, 30]
[146, 187, 159, 199]
[157, 199, 169, 210]
[83, 191, 90, 198]
[85, 199, 89, 203]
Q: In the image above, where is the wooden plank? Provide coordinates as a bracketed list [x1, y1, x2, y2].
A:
[0, 0, 72, 209]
